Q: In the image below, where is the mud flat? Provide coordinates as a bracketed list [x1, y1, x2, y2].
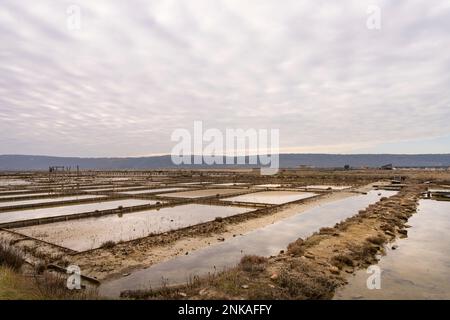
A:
[222, 191, 317, 205]
[0, 195, 106, 208]
[157, 189, 242, 198]
[334, 199, 450, 299]
[0, 199, 155, 224]
[14, 204, 250, 251]
[99, 190, 395, 297]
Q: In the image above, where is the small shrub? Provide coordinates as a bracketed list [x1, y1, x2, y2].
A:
[34, 272, 98, 300]
[238, 255, 268, 273]
[331, 254, 354, 269]
[100, 240, 116, 249]
[366, 235, 386, 246]
[34, 262, 47, 275]
[287, 238, 304, 256]
[276, 268, 336, 299]
[0, 242, 25, 270]
[214, 216, 223, 222]
[380, 223, 395, 233]
[319, 227, 336, 235]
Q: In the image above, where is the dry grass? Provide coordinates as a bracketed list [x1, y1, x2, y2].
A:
[32, 271, 98, 300]
[238, 255, 268, 273]
[100, 240, 116, 249]
[287, 238, 304, 256]
[0, 266, 98, 300]
[0, 241, 25, 270]
[330, 254, 355, 269]
[0, 266, 39, 299]
[366, 235, 386, 246]
[276, 266, 337, 300]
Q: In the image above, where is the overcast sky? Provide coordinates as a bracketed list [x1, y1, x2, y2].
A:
[1, 0, 450, 156]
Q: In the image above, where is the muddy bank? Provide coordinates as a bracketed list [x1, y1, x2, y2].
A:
[121, 185, 423, 299]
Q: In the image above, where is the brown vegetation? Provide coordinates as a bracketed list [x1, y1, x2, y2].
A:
[0, 241, 25, 270]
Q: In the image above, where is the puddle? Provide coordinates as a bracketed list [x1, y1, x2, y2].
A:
[99, 190, 395, 297]
[0, 195, 106, 208]
[222, 191, 317, 204]
[0, 199, 155, 224]
[157, 189, 242, 198]
[334, 199, 450, 300]
[14, 204, 250, 251]
[118, 187, 186, 195]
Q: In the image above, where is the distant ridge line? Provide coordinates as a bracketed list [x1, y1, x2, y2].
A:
[1, 154, 450, 170]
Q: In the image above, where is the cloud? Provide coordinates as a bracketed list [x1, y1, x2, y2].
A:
[0, 0, 449, 156]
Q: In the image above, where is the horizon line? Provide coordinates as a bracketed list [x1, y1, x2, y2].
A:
[2, 152, 450, 158]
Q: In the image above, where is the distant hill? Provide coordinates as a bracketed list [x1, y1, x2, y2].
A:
[1, 154, 450, 170]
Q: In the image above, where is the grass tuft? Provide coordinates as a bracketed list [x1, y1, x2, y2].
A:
[99, 240, 116, 249]
[238, 255, 268, 273]
[0, 242, 25, 270]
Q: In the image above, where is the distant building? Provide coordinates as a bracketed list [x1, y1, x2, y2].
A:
[380, 164, 393, 170]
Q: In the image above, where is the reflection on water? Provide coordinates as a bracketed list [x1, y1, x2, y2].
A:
[118, 187, 186, 195]
[99, 190, 395, 297]
[334, 199, 450, 300]
[1, 199, 154, 224]
[82, 186, 146, 192]
[222, 191, 316, 204]
[158, 189, 242, 198]
[15, 204, 249, 251]
[0, 195, 105, 208]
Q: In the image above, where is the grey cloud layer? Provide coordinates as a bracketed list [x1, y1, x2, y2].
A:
[1, 0, 450, 156]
